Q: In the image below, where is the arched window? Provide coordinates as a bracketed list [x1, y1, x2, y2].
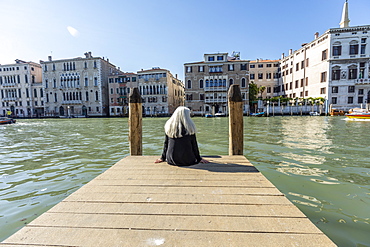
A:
[210, 79, 213, 87]
[241, 78, 246, 87]
[218, 79, 222, 87]
[229, 78, 233, 86]
[206, 80, 209, 87]
[95, 91, 99, 101]
[187, 80, 192, 89]
[199, 79, 204, 88]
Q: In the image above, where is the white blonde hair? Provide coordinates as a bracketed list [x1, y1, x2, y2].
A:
[164, 106, 197, 138]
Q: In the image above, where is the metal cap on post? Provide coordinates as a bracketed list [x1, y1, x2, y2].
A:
[129, 87, 142, 156]
[228, 84, 243, 155]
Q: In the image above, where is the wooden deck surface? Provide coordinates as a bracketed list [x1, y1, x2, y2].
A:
[1, 155, 335, 246]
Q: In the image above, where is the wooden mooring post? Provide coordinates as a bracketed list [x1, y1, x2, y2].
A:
[128, 87, 142, 156]
[228, 84, 243, 155]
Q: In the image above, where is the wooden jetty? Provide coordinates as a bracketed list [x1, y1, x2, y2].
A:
[1, 155, 335, 246]
[1, 86, 335, 246]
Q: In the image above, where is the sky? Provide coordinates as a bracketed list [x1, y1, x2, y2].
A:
[0, 0, 369, 80]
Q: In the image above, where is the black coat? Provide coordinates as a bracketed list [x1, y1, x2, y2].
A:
[160, 134, 202, 166]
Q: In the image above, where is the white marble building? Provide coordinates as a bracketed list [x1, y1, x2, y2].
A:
[280, 1, 370, 111]
[41, 52, 122, 117]
[0, 60, 43, 117]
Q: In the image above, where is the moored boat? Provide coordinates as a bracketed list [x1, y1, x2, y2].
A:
[0, 117, 16, 124]
[345, 108, 370, 119]
[250, 112, 265, 117]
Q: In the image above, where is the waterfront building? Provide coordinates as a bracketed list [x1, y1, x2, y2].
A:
[0, 60, 43, 117]
[108, 72, 138, 116]
[280, 1, 370, 111]
[249, 59, 281, 99]
[137, 67, 184, 116]
[41, 52, 122, 117]
[184, 52, 250, 116]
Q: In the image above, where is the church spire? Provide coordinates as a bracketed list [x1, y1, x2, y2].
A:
[339, 0, 350, 28]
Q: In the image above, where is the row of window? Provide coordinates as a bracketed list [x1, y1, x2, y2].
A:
[186, 78, 248, 89]
[141, 96, 167, 103]
[2, 101, 42, 107]
[45, 91, 99, 103]
[331, 96, 367, 104]
[138, 73, 167, 80]
[0, 66, 31, 72]
[186, 64, 249, 73]
[139, 85, 167, 95]
[250, 73, 280, 80]
[1, 88, 43, 99]
[108, 77, 137, 83]
[45, 77, 99, 88]
[44, 61, 98, 72]
[0, 75, 35, 84]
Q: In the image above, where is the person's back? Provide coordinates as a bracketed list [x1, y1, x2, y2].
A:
[155, 106, 209, 166]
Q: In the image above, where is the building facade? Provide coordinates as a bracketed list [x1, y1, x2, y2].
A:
[184, 52, 250, 116]
[0, 60, 43, 117]
[280, 1, 370, 111]
[41, 52, 122, 117]
[108, 72, 138, 116]
[249, 59, 281, 99]
[137, 68, 184, 116]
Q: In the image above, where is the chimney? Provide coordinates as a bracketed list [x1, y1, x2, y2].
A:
[84, 52, 89, 58]
[289, 49, 293, 55]
[314, 32, 319, 39]
[48, 56, 52, 61]
[88, 51, 92, 58]
[281, 53, 285, 59]
[175, 74, 178, 79]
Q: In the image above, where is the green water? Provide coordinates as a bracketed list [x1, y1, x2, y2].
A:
[0, 117, 369, 246]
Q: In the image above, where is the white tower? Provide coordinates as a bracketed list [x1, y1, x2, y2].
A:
[339, 0, 350, 28]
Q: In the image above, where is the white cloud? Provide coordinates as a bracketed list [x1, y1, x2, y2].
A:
[67, 26, 79, 37]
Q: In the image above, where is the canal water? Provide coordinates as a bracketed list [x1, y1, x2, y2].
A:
[0, 117, 369, 246]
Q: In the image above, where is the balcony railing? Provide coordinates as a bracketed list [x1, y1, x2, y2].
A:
[205, 98, 227, 103]
[355, 79, 370, 84]
[2, 97, 18, 101]
[204, 87, 228, 92]
[61, 100, 83, 105]
[1, 83, 17, 87]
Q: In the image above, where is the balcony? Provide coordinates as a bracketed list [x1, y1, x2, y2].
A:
[1, 83, 17, 87]
[204, 86, 228, 92]
[355, 79, 370, 85]
[61, 100, 83, 105]
[205, 98, 227, 104]
[2, 97, 18, 101]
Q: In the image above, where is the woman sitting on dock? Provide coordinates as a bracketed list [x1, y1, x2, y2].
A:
[155, 106, 209, 166]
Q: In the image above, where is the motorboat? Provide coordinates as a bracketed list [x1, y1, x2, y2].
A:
[0, 117, 16, 124]
[205, 114, 213, 118]
[309, 112, 320, 116]
[330, 108, 345, 116]
[250, 112, 265, 117]
[215, 113, 226, 117]
[345, 108, 370, 119]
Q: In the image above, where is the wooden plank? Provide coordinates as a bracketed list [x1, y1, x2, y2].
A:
[1, 155, 335, 246]
[49, 202, 307, 217]
[75, 185, 283, 195]
[1, 227, 336, 247]
[64, 192, 292, 205]
[28, 213, 322, 234]
[89, 179, 276, 187]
